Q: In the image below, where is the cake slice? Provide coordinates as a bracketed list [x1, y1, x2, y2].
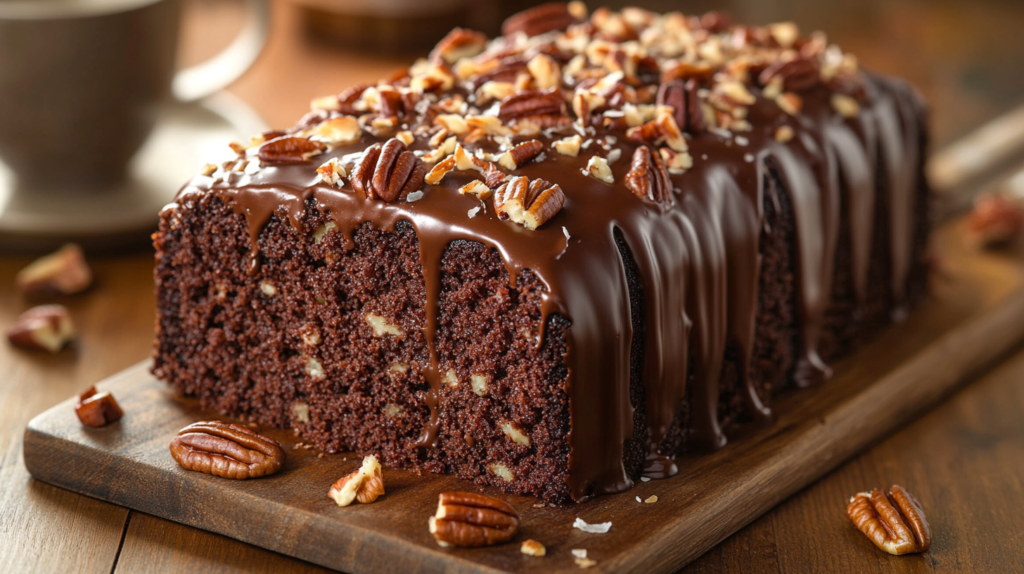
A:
[153, 4, 930, 503]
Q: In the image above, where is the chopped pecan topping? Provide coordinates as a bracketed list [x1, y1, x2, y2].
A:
[847, 485, 932, 555]
[520, 539, 546, 557]
[460, 180, 492, 199]
[336, 84, 371, 115]
[307, 116, 362, 147]
[527, 53, 562, 90]
[429, 492, 520, 547]
[329, 455, 385, 506]
[626, 108, 687, 152]
[74, 385, 123, 427]
[586, 155, 615, 183]
[351, 139, 426, 202]
[430, 28, 488, 65]
[484, 162, 509, 188]
[759, 56, 820, 91]
[498, 139, 544, 170]
[498, 88, 568, 125]
[831, 93, 860, 118]
[657, 79, 705, 135]
[494, 175, 565, 229]
[425, 155, 457, 185]
[554, 135, 583, 156]
[258, 136, 326, 164]
[316, 158, 346, 186]
[625, 146, 672, 204]
[502, 2, 581, 37]
[170, 421, 285, 479]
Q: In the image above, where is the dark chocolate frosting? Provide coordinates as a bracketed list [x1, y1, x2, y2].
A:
[170, 7, 926, 501]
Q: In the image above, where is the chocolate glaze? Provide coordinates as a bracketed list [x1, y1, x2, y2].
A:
[174, 73, 926, 502]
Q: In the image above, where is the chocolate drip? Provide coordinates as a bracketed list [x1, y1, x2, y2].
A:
[173, 74, 925, 501]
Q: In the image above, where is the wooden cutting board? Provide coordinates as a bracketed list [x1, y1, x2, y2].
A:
[22, 221, 1024, 574]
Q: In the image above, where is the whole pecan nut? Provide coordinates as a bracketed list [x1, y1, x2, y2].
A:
[258, 136, 326, 164]
[75, 385, 123, 427]
[170, 421, 285, 479]
[498, 88, 567, 124]
[657, 79, 705, 135]
[501, 3, 581, 38]
[429, 492, 520, 547]
[494, 175, 565, 230]
[351, 139, 426, 202]
[625, 146, 672, 205]
[847, 485, 932, 555]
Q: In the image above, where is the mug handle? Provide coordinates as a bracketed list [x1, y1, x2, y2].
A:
[172, 0, 270, 103]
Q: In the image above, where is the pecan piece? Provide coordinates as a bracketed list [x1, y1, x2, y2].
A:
[968, 194, 1024, 248]
[502, 2, 581, 37]
[430, 28, 488, 65]
[7, 304, 75, 353]
[494, 176, 565, 230]
[337, 84, 371, 115]
[170, 421, 285, 479]
[75, 385, 123, 427]
[498, 139, 543, 170]
[759, 56, 820, 92]
[657, 79, 705, 135]
[847, 485, 932, 555]
[625, 146, 672, 204]
[16, 243, 92, 296]
[498, 88, 567, 124]
[429, 492, 520, 547]
[258, 136, 326, 164]
[329, 455, 385, 506]
[626, 108, 687, 152]
[351, 139, 426, 202]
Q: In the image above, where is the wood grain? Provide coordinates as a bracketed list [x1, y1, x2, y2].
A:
[20, 222, 1024, 574]
[0, 254, 154, 574]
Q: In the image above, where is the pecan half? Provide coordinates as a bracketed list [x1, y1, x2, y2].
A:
[428, 492, 520, 547]
[657, 79, 705, 135]
[498, 88, 567, 124]
[430, 28, 488, 65]
[847, 485, 932, 555]
[7, 304, 75, 353]
[170, 421, 285, 479]
[502, 3, 581, 38]
[75, 385, 123, 427]
[626, 146, 672, 204]
[329, 455, 385, 506]
[498, 139, 544, 170]
[759, 56, 820, 92]
[351, 139, 426, 202]
[494, 176, 565, 230]
[258, 136, 326, 164]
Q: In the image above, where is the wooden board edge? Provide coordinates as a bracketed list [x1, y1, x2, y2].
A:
[610, 285, 1024, 573]
[22, 419, 510, 574]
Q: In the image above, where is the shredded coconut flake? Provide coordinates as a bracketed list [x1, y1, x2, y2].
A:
[468, 206, 481, 218]
[571, 549, 588, 559]
[641, 476, 651, 482]
[406, 191, 424, 202]
[735, 136, 750, 146]
[573, 517, 611, 534]
[744, 153, 755, 163]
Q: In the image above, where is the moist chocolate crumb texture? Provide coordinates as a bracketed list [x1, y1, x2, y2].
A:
[154, 3, 931, 503]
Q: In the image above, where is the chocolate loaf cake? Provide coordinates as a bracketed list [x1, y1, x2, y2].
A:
[153, 4, 931, 503]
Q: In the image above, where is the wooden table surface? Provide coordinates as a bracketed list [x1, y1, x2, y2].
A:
[3, 1, 1024, 572]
